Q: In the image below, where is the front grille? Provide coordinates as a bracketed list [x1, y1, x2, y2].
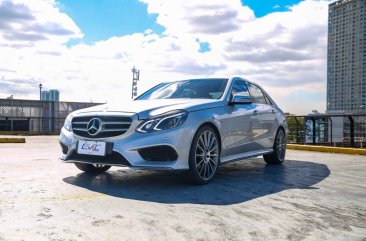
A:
[69, 151, 131, 166]
[72, 115, 132, 138]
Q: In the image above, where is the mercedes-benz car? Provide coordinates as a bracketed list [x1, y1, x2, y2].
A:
[59, 77, 288, 184]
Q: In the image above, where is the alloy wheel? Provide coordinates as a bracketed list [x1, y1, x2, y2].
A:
[194, 130, 219, 180]
[276, 129, 286, 161]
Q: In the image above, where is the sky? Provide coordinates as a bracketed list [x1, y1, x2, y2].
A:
[0, 0, 334, 114]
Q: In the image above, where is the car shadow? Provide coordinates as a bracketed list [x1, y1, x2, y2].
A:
[63, 158, 330, 205]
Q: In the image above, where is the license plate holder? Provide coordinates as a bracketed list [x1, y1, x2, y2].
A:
[77, 140, 106, 156]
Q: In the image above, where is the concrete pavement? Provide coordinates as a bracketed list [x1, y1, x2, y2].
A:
[0, 136, 365, 240]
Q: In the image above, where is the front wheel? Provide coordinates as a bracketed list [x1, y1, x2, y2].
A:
[74, 163, 111, 174]
[188, 126, 220, 184]
[263, 128, 286, 164]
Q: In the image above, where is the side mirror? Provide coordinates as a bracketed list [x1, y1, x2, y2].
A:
[230, 94, 252, 105]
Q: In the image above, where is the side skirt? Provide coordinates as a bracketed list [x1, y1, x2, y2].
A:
[220, 148, 273, 165]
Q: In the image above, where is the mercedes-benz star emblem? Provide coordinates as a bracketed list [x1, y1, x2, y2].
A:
[87, 118, 102, 136]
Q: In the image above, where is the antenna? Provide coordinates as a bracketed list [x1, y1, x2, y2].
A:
[131, 66, 140, 99]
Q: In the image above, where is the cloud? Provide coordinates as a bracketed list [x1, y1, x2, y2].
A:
[0, 0, 331, 115]
[36, 50, 62, 56]
[28, 22, 75, 36]
[140, 0, 255, 36]
[0, 1, 33, 31]
[226, 46, 312, 63]
[3, 31, 48, 41]
[159, 59, 226, 75]
[0, 78, 39, 95]
[281, 24, 326, 49]
[0, 1, 34, 23]
[0, 0, 81, 45]
[0, 67, 15, 73]
[187, 9, 241, 34]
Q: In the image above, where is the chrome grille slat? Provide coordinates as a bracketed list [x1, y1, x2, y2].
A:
[102, 121, 132, 125]
[102, 128, 129, 132]
[72, 115, 132, 138]
[73, 128, 88, 132]
[73, 121, 89, 125]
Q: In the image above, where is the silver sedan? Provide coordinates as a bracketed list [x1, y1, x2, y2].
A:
[59, 77, 288, 184]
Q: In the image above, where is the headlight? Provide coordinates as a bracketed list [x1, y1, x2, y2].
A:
[63, 114, 73, 132]
[136, 110, 188, 133]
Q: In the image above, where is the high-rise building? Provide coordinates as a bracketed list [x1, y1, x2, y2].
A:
[49, 89, 60, 102]
[327, 0, 366, 113]
[41, 91, 49, 101]
[41, 89, 60, 102]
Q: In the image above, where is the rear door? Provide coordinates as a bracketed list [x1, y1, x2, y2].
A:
[262, 91, 278, 145]
[247, 83, 276, 149]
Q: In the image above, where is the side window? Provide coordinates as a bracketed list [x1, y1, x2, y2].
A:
[231, 80, 250, 97]
[247, 83, 267, 104]
[263, 93, 273, 105]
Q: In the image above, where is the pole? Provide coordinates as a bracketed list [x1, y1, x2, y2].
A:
[39, 83, 43, 132]
[328, 116, 333, 146]
[348, 116, 354, 147]
[311, 117, 316, 145]
[39, 83, 43, 101]
[294, 117, 299, 144]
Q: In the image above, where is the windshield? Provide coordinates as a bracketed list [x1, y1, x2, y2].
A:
[137, 78, 228, 100]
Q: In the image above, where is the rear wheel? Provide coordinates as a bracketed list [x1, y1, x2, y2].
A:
[74, 163, 111, 173]
[188, 126, 220, 184]
[263, 128, 286, 164]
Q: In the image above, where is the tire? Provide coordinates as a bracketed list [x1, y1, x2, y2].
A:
[188, 126, 220, 184]
[74, 163, 111, 174]
[263, 128, 286, 164]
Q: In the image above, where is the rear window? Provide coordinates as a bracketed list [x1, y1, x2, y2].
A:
[247, 83, 267, 104]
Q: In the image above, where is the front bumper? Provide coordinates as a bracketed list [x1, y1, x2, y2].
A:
[59, 118, 196, 170]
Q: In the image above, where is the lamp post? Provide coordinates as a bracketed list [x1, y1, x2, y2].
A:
[39, 83, 43, 101]
[131, 67, 140, 99]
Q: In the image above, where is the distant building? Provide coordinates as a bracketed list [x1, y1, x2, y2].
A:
[327, 0, 366, 113]
[41, 91, 49, 101]
[41, 89, 59, 102]
[49, 89, 60, 102]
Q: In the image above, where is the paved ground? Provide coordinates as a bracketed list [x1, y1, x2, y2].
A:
[0, 136, 366, 241]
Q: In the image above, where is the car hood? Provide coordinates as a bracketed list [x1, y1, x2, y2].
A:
[75, 99, 225, 119]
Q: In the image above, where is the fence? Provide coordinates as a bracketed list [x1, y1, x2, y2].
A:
[2, 99, 366, 148]
[287, 114, 366, 148]
[0, 98, 101, 133]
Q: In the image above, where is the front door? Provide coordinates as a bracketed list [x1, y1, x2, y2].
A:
[221, 79, 257, 157]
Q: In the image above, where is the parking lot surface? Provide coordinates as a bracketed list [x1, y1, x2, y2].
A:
[1, 136, 366, 241]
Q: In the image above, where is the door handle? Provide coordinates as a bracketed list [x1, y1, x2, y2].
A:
[253, 110, 258, 115]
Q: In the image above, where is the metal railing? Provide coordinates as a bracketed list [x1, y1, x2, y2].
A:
[286, 114, 366, 148]
[2, 98, 366, 148]
[0, 98, 102, 134]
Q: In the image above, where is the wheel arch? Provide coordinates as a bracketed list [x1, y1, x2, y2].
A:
[272, 125, 287, 149]
[277, 125, 286, 133]
[277, 125, 288, 138]
[196, 121, 222, 154]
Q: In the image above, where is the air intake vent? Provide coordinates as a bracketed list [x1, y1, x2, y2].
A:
[138, 145, 178, 161]
[60, 142, 68, 154]
[70, 151, 131, 166]
[72, 116, 132, 138]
